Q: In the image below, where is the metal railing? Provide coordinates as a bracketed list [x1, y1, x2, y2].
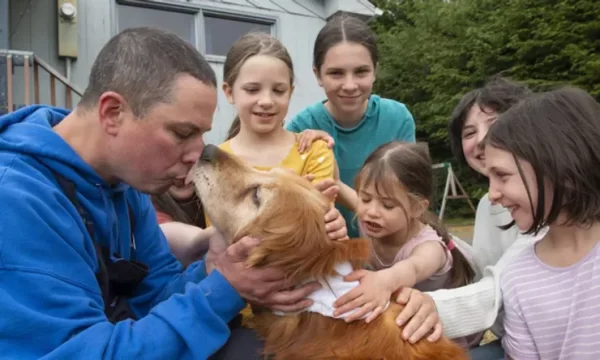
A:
[1, 50, 83, 113]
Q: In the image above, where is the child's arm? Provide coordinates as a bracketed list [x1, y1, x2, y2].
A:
[313, 161, 358, 212]
[501, 273, 539, 360]
[393, 235, 537, 344]
[303, 140, 335, 183]
[502, 302, 538, 359]
[333, 241, 447, 323]
[160, 223, 214, 266]
[295, 133, 360, 211]
[386, 241, 447, 287]
[336, 181, 358, 213]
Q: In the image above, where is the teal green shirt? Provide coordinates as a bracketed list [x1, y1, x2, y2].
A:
[286, 95, 416, 238]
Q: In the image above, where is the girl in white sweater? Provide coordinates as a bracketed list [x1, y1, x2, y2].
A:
[408, 77, 540, 359]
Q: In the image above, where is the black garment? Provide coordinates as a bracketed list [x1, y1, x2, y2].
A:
[210, 316, 265, 360]
[52, 171, 149, 323]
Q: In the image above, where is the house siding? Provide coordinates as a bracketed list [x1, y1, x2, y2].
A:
[7, 0, 375, 144]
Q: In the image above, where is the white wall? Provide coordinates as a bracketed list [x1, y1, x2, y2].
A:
[8, 0, 328, 145]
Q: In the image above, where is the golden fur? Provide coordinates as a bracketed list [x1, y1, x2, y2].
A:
[191, 145, 468, 360]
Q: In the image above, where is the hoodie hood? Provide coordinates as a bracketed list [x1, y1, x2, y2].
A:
[0, 105, 132, 256]
[0, 105, 129, 196]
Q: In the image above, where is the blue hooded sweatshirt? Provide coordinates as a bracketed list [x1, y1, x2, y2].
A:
[286, 95, 416, 237]
[0, 105, 245, 359]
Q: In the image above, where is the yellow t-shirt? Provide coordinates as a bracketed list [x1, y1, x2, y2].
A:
[204, 138, 335, 227]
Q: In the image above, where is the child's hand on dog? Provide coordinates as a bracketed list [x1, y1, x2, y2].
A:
[324, 206, 349, 241]
[395, 287, 443, 343]
[312, 178, 339, 203]
[332, 269, 399, 323]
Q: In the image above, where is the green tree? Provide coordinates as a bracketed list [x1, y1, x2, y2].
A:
[368, 0, 600, 217]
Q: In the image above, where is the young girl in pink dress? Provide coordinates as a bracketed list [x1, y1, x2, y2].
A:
[332, 141, 480, 348]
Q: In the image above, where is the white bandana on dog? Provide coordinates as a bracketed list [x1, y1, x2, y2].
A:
[273, 262, 391, 320]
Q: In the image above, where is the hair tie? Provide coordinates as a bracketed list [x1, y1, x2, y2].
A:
[447, 240, 456, 251]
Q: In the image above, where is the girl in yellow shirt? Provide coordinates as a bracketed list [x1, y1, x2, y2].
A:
[205, 32, 335, 228]
[204, 32, 336, 325]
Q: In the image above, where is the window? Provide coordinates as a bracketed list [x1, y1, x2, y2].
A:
[204, 15, 272, 57]
[116, 4, 196, 45]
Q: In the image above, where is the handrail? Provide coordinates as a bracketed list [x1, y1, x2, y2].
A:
[1, 50, 83, 113]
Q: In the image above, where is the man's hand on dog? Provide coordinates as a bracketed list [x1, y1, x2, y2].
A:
[213, 236, 322, 312]
[206, 205, 346, 312]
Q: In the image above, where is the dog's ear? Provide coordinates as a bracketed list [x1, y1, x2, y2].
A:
[330, 238, 372, 269]
[239, 177, 372, 281]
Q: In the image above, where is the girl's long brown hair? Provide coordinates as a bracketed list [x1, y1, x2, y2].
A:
[355, 141, 475, 288]
[151, 193, 206, 228]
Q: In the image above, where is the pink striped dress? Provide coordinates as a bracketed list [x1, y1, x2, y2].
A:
[501, 241, 600, 359]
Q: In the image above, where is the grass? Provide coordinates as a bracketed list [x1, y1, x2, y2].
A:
[442, 217, 475, 227]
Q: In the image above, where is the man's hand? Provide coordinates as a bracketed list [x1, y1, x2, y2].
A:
[214, 237, 322, 312]
[324, 206, 348, 241]
[394, 287, 443, 343]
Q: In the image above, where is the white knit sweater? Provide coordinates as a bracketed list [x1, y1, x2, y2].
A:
[429, 194, 543, 339]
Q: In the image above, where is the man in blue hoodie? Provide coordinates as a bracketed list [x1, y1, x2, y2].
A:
[0, 27, 346, 359]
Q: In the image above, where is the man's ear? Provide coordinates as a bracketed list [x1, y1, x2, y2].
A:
[97, 91, 128, 136]
[222, 82, 234, 104]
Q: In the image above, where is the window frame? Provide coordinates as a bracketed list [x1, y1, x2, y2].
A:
[112, 0, 280, 63]
[200, 11, 276, 62]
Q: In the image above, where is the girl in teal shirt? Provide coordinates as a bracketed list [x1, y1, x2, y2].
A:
[287, 14, 416, 237]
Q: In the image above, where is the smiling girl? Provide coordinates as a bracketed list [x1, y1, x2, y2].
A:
[485, 87, 600, 360]
[218, 32, 334, 186]
[286, 15, 416, 238]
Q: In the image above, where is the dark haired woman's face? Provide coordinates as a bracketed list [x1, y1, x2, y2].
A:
[462, 104, 497, 175]
[315, 42, 375, 117]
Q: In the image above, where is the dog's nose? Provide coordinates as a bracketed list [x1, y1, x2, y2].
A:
[200, 144, 219, 162]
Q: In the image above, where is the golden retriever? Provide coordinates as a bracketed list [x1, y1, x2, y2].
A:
[190, 144, 468, 360]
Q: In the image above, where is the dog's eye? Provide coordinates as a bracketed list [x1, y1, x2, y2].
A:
[251, 186, 261, 207]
